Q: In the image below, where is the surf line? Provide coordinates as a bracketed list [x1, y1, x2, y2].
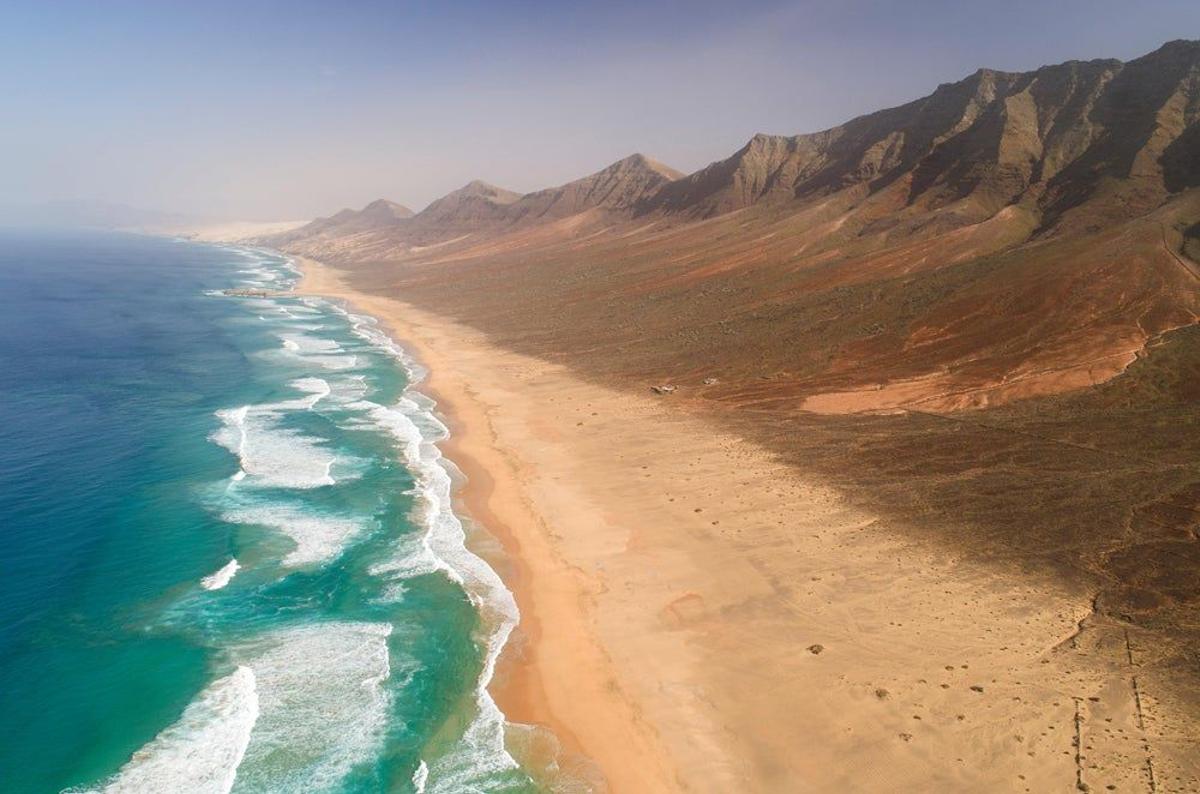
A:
[296, 269, 529, 787]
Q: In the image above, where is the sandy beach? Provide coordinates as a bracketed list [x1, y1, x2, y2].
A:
[298, 255, 1198, 792]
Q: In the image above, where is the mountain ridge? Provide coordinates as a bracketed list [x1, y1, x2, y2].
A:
[272, 152, 687, 252]
[273, 39, 1200, 256]
[266, 38, 1200, 420]
[639, 40, 1200, 229]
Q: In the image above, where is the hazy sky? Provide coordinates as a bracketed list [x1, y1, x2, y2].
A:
[2, 0, 1198, 220]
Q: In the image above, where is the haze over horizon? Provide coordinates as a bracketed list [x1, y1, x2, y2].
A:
[3, 0, 1199, 221]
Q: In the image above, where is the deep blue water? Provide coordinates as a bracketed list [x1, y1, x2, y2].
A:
[0, 231, 535, 793]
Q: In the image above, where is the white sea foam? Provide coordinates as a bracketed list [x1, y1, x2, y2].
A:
[325, 308, 523, 790]
[372, 580, 409, 605]
[211, 379, 350, 489]
[412, 760, 429, 793]
[211, 254, 525, 789]
[360, 399, 453, 583]
[274, 331, 358, 370]
[290, 377, 332, 410]
[294, 374, 368, 411]
[213, 406, 335, 489]
[223, 503, 365, 568]
[76, 667, 259, 794]
[331, 374, 370, 404]
[230, 622, 395, 793]
[201, 558, 241, 591]
[281, 334, 343, 355]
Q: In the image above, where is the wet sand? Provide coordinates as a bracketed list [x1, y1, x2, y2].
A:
[298, 255, 1193, 792]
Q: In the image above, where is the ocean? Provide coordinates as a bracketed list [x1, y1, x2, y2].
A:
[0, 230, 538, 793]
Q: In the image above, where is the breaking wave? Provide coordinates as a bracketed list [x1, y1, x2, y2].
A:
[201, 559, 241, 591]
[74, 667, 259, 794]
[230, 622, 395, 792]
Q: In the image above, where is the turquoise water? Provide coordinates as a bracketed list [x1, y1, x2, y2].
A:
[0, 231, 537, 792]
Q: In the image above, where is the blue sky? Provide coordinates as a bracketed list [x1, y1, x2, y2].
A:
[2, 0, 1198, 219]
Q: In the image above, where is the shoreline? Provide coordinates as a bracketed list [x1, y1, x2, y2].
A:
[295, 253, 1192, 793]
[294, 256, 676, 791]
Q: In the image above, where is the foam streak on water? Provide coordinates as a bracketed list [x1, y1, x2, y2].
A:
[210, 378, 347, 490]
[234, 260, 530, 791]
[201, 559, 240, 591]
[222, 502, 365, 568]
[74, 667, 259, 794]
[335, 307, 525, 790]
[230, 622, 395, 793]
